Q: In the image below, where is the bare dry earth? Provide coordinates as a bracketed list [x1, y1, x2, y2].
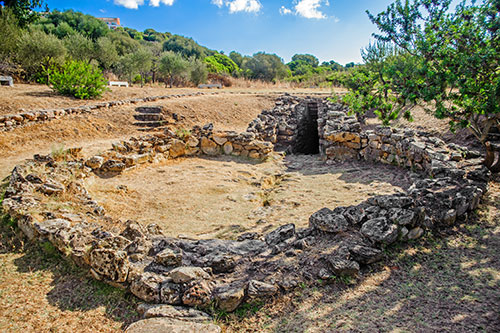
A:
[0, 93, 277, 178]
[0, 85, 498, 332]
[0, 84, 334, 116]
[86, 155, 411, 239]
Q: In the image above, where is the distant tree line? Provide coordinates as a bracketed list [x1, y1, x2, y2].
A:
[0, 6, 349, 88]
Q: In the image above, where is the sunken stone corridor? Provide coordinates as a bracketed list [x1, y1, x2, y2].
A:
[2, 95, 491, 331]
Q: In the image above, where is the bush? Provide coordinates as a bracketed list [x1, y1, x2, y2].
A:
[48, 60, 108, 99]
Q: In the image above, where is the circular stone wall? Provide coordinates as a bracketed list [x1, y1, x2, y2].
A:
[2, 96, 491, 314]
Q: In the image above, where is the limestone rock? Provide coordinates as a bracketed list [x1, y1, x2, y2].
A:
[169, 266, 210, 283]
[200, 137, 219, 155]
[182, 280, 213, 307]
[223, 142, 233, 155]
[155, 248, 183, 267]
[407, 227, 424, 240]
[85, 156, 104, 169]
[186, 136, 199, 148]
[265, 223, 295, 246]
[125, 318, 221, 333]
[138, 303, 212, 322]
[212, 133, 228, 145]
[101, 160, 126, 173]
[247, 280, 278, 298]
[130, 272, 163, 303]
[90, 249, 129, 283]
[328, 257, 360, 277]
[348, 244, 383, 264]
[214, 284, 246, 312]
[169, 139, 186, 158]
[40, 181, 65, 195]
[361, 217, 399, 244]
[309, 208, 349, 233]
[160, 281, 183, 305]
[34, 218, 70, 237]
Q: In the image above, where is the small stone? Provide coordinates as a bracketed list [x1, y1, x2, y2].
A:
[407, 227, 424, 240]
[155, 248, 182, 267]
[265, 223, 295, 246]
[309, 208, 349, 233]
[247, 280, 278, 298]
[214, 284, 246, 312]
[361, 217, 399, 244]
[328, 257, 360, 277]
[168, 267, 210, 283]
[223, 142, 233, 155]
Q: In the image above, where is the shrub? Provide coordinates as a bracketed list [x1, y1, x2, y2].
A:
[48, 60, 108, 99]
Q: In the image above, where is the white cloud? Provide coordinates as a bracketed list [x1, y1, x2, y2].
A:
[294, 0, 327, 19]
[212, 0, 224, 7]
[113, 0, 144, 9]
[113, 0, 174, 9]
[280, 6, 292, 15]
[150, 0, 174, 6]
[213, 0, 262, 13]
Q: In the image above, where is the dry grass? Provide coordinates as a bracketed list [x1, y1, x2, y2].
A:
[0, 181, 140, 333]
[218, 179, 500, 332]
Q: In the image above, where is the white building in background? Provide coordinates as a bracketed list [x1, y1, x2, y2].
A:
[97, 17, 121, 29]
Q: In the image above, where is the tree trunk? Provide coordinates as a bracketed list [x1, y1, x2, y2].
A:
[484, 141, 500, 173]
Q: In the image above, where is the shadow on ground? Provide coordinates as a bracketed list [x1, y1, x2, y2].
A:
[222, 178, 500, 332]
[0, 194, 140, 331]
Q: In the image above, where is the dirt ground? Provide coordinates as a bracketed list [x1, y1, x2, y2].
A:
[0, 83, 334, 116]
[86, 155, 411, 239]
[0, 93, 277, 179]
[0, 84, 498, 332]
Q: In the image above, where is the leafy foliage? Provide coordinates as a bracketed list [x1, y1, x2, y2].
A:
[48, 60, 108, 99]
[35, 10, 109, 40]
[0, 7, 21, 62]
[159, 51, 189, 87]
[16, 29, 66, 80]
[347, 0, 500, 143]
[0, 0, 44, 28]
[163, 35, 214, 59]
[204, 53, 239, 74]
[242, 52, 290, 82]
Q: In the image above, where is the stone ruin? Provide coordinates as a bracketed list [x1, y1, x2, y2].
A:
[1, 95, 492, 330]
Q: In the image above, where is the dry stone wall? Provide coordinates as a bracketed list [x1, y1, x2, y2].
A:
[2, 95, 491, 318]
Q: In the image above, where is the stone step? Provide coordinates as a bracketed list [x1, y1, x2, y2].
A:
[135, 106, 163, 114]
[134, 114, 164, 121]
[133, 121, 167, 128]
[137, 126, 168, 132]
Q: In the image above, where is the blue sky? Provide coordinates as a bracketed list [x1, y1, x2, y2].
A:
[42, 0, 402, 65]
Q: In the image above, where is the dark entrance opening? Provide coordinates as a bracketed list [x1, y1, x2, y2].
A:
[294, 102, 320, 154]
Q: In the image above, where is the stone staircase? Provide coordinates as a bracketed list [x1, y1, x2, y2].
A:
[133, 106, 168, 132]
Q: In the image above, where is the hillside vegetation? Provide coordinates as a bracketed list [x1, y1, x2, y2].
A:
[0, 7, 346, 88]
